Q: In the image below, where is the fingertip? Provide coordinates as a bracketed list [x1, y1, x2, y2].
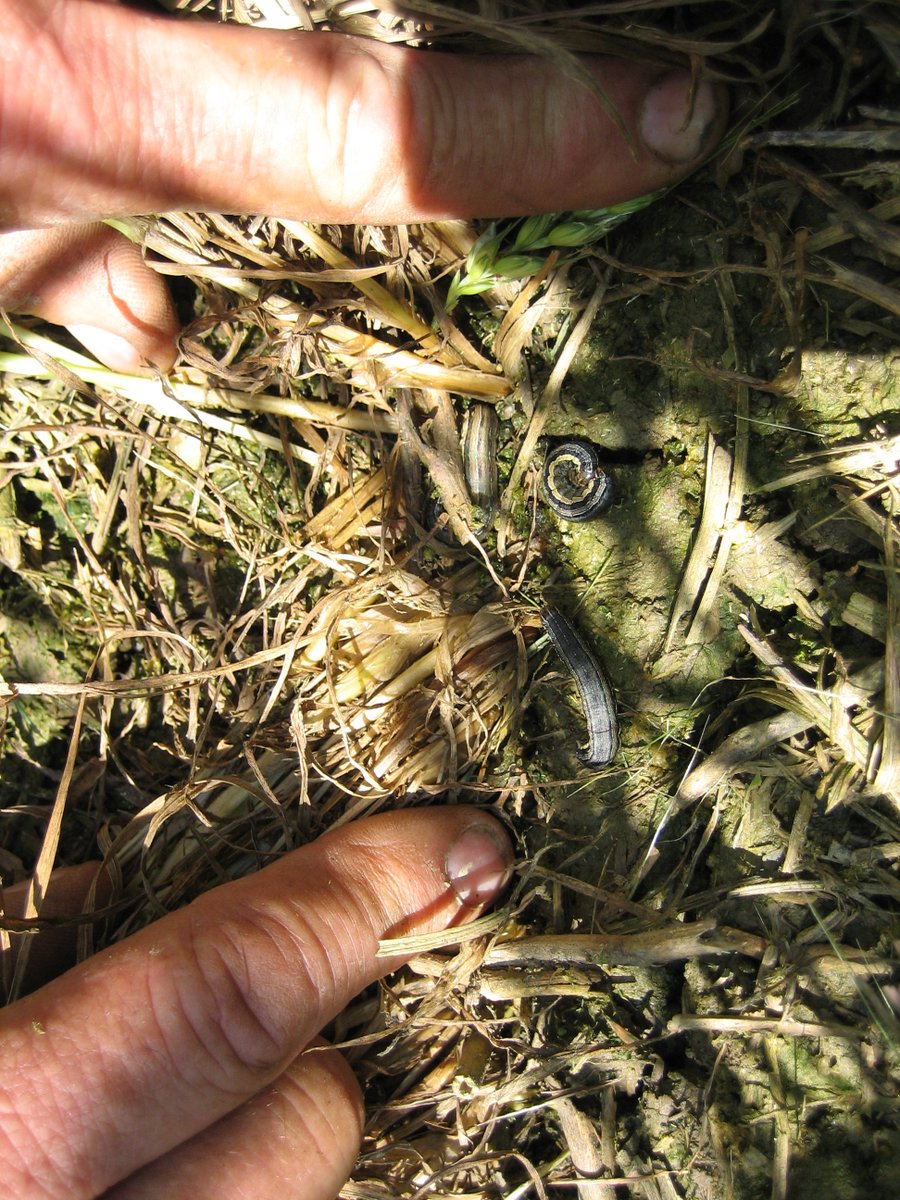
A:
[317, 806, 514, 938]
[400, 52, 728, 219]
[67, 320, 177, 374]
[0, 222, 179, 372]
[72, 231, 180, 371]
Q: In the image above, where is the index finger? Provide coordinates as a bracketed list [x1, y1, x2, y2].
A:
[0, 808, 512, 1199]
[1, 0, 727, 228]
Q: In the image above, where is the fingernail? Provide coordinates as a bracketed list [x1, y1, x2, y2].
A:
[67, 324, 146, 373]
[67, 324, 177, 373]
[639, 72, 721, 164]
[446, 822, 513, 908]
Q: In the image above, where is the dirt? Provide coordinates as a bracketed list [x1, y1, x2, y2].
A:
[501, 172, 899, 1198]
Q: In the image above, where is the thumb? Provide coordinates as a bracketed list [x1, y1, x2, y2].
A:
[0, 807, 512, 1199]
[0, 223, 179, 371]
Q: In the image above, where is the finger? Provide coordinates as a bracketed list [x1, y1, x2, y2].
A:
[0, 807, 512, 1199]
[0, 223, 179, 371]
[109, 1044, 363, 1200]
[3, 1, 727, 227]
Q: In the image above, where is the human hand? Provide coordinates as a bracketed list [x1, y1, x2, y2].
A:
[0, 807, 513, 1199]
[0, 0, 726, 372]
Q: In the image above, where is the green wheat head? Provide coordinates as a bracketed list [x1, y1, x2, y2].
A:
[445, 189, 666, 312]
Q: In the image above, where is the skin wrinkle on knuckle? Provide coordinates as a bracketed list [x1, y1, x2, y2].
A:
[0, 15, 52, 219]
[414, 55, 564, 212]
[108, 25, 152, 199]
[278, 879, 372, 1002]
[304, 43, 405, 217]
[162, 914, 292, 1085]
[248, 900, 347, 1033]
[89, 4, 183, 214]
[160, 888, 362, 1084]
[277, 1064, 362, 1166]
[0, 998, 113, 1199]
[0, 233, 41, 304]
[39, 13, 92, 142]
